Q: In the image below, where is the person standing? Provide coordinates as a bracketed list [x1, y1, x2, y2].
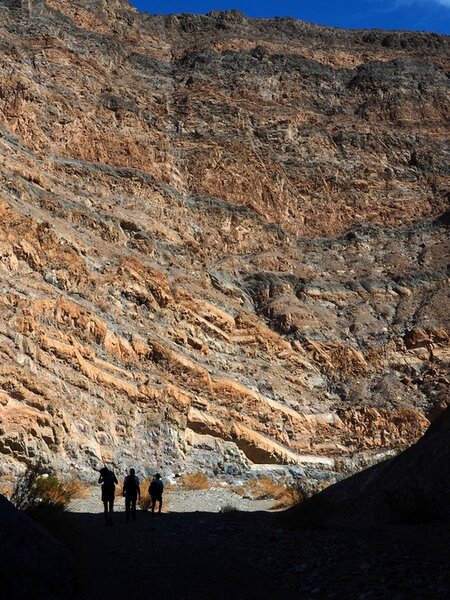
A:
[149, 473, 164, 514]
[122, 468, 140, 522]
[98, 466, 118, 526]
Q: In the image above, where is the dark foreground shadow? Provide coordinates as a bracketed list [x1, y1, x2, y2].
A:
[66, 509, 285, 600]
[61, 507, 450, 600]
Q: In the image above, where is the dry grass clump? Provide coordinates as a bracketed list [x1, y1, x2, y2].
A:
[234, 477, 287, 500]
[11, 466, 87, 511]
[179, 472, 210, 490]
[38, 473, 89, 507]
[271, 485, 304, 510]
[138, 478, 152, 510]
[234, 477, 305, 509]
[163, 481, 177, 492]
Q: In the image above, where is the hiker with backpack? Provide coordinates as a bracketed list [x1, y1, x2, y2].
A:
[149, 473, 164, 514]
[122, 468, 140, 522]
[98, 466, 118, 526]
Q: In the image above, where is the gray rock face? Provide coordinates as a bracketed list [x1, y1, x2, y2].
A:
[0, 495, 74, 600]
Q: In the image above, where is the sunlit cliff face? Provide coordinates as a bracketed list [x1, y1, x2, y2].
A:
[0, 0, 448, 478]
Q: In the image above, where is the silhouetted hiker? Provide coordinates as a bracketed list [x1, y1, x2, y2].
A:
[149, 473, 164, 514]
[98, 466, 118, 526]
[123, 468, 140, 522]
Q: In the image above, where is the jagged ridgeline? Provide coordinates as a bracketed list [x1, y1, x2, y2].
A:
[0, 0, 448, 479]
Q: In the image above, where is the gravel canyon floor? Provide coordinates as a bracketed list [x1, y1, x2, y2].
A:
[4, 415, 450, 600]
[67, 489, 450, 600]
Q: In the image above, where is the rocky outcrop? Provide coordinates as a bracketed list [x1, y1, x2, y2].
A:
[0, 0, 448, 478]
[0, 494, 74, 600]
[292, 406, 450, 527]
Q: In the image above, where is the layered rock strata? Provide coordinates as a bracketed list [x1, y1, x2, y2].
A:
[0, 0, 448, 477]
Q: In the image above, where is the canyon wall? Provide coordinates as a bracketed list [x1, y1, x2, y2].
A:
[0, 0, 448, 479]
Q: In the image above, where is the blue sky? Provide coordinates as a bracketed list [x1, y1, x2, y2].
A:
[130, 1, 450, 34]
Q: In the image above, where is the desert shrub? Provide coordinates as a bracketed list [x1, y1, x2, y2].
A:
[10, 464, 44, 510]
[179, 472, 210, 490]
[10, 465, 87, 548]
[37, 474, 87, 507]
[11, 465, 87, 512]
[234, 478, 318, 510]
[234, 477, 303, 508]
[163, 481, 177, 492]
[271, 484, 305, 510]
[219, 503, 239, 514]
[138, 479, 152, 510]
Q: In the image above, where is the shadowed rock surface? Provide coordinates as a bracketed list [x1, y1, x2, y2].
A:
[291, 406, 450, 527]
[0, 0, 448, 478]
[0, 494, 74, 600]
